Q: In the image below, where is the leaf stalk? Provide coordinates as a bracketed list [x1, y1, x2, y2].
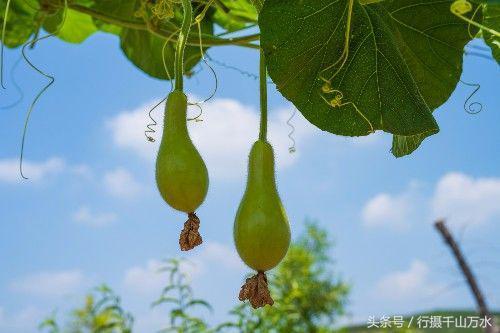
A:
[259, 48, 267, 141]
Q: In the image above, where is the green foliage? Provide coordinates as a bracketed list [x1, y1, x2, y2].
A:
[44, 9, 97, 43]
[260, 0, 480, 157]
[1, 0, 499, 156]
[39, 285, 133, 333]
[0, 0, 39, 47]
[152, 258, 213, 333]
[38, 223, 349, 333]
[212, 0, 257, 31]
[221, 221, 349, 333]
[483, 4, 500, 62]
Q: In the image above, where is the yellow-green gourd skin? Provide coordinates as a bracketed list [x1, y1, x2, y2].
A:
[234, 140, 290, 272]
[156, 90, 209, 213]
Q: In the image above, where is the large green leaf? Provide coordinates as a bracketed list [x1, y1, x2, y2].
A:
[0, 0, 38, 47]
[260, 0, 478, 156]
[44, 9, 97, 44]
[483, 4, 500, 63]
[386, 0, 481, 157]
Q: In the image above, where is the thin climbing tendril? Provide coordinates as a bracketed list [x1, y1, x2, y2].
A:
[144, 0, 219, 141]
[0, 55, 24, 109]
[144, 97, 168, 143]
[460, 80, 482, 115]
[286, 108, 297, 153]
[144, 30, 178, 143]
[19, 0, 69, 179]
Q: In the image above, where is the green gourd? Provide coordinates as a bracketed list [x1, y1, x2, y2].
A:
[234, 139, 290, 308]
[156, 90, 209, 251]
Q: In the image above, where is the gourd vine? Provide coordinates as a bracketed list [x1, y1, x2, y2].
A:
[174, 0, 192, 91]
[0, 0, 499, 310]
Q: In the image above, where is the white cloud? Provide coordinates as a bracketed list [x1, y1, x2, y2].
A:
[10, 270, 87, 298]
[197, 242, 244, 272]
[362, 173, 500, 231]
[0, 306, 44, 332]
[362, 193, 411, 229]
[123, 259, 167, 297]
[432, 172, 500, 226]
[106, 98, 315, 180]
[0, 157, 65, 183]
[361, 183, 419, 230]
[122, 242, 244, 297]
[72, 206, 117, 227]
[103, 168, 142, 198]
[374, 260, 440, 300]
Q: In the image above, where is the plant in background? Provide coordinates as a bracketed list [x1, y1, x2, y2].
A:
[38, 223, 349, 333]
[39, 285, 133, 333]
[152, 258, 212, 333]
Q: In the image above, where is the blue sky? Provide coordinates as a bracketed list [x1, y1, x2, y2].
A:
[0, 29, 499, 332]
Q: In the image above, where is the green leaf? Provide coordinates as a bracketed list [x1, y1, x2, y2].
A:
[1, 0, 38, 48]
[44, 9, 97, 44]
[89, 0, 140, 21]
[213, 0, 257, 31]
[86, 0, 140, 36]
[119, 16, 213, 80]
[260, 0, 477, 156]
[249, 0, 264, 13]
[483, 4, 500, 62]
[386, 0, 481, 157]
[260, 0, 437, 137]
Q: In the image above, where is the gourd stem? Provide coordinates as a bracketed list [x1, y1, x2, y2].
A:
[175, 0, 193, 91]
[259, 49, 267, 141]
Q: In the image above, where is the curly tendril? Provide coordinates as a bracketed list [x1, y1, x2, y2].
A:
[19, 0, 69, 180]
[144, 0, 218, 141]
[460, 80, 483, 115]
[450, 0, 500, 38]
[320, 83, 374, 133]
[286, 108, 297, 154]
[317, 0, 373, 133]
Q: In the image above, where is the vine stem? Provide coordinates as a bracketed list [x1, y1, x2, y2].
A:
[259, 48, 267, 141]
[67, 3, 259, 49]
[175, 0, 193, 91]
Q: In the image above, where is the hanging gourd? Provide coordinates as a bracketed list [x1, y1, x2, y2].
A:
[155, 0, 209, 251]
[234, 50, 291, 308]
